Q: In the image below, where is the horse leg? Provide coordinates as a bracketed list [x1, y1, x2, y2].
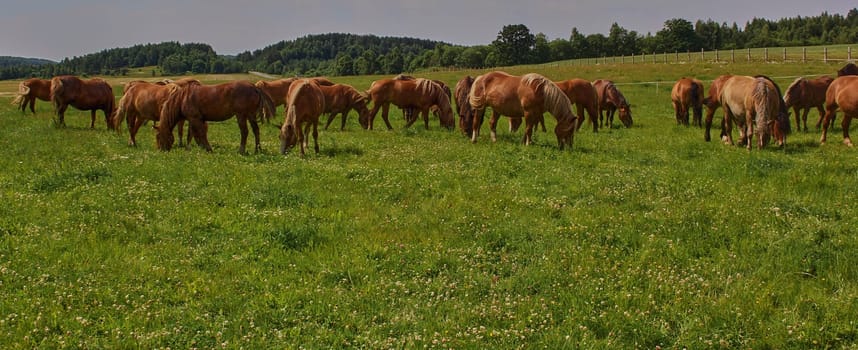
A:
[381, 103, 394, 130]
[704, 105, 717, 141]
[296, 122, 306, 157]
[324, 112, 336, 130]
[722, 109, 735, 145]
[28, 96, 36, 114]
[55, 104, 68, 127]
[366, 103, 380, 130]
[250, 118, 262, 153]
[842, 113, 853, 147]
[423, 109, 430, 130]
[190, 118, 212, 152]
[237, 116, 250, 155]
[90, 110, 97, 129]
[129, 116, 144, 147]
[800, 108, 810, 132]
[522, 113, 535, 145]
[340, 111, 348, 131]
[814, 105, 825, 130]
[312, 121, 319, 154]
[489, 111, 501, 143]
[820, 106, 836, 145]
[509, 117, 522, 132]
[471, 108, 485, 143]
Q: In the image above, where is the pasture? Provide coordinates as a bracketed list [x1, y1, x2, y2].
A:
[1, 59, 857, 349]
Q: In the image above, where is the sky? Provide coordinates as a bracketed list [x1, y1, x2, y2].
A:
[1, 0, 854, 61]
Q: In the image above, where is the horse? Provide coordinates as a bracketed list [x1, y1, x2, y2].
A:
[468, 71, 576, 149]
[838, 63, 858, 77]
[593, 79, 633, 128]
[157, 80, 275, 154]
[719, 75, 789, 149]
[50, 75, 117, 129]
[454, 75, 476, 136]
[319, 83, 370, 130]
[783, 76, 834, 131]
[280, 79, 325, 157]
[554, 78, 600, 132]
[255, 77, 334, 108]
[393, 75, 452, 124]
[820, 76, 858, 147]
[364, 78, 454, 130]
[671, 77, 704, 127]
[12, 78, 51, 114]
[114, 79, 200, 147]
[703, 74, 734, 142]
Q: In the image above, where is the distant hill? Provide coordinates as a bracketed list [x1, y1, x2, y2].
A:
[0, 56, 56, 68]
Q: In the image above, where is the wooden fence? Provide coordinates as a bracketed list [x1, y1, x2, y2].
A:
[551, 46, 856, 66]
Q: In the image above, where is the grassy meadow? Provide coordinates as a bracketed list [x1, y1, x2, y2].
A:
[1, 59, 858, 349]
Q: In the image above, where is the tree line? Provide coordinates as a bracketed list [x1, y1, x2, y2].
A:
[1, 8, 856, 80]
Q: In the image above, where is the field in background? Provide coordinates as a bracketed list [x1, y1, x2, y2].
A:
[1, 57, 857, 348]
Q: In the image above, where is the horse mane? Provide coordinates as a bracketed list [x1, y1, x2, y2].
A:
[607, 83, 629, 108]
[752, 78, 774, 143]
[158, 82, 194, 142]
[783, 77, 805, 104]
[755, 74, 791, 135]
[286, 80, 315, 127]
[523, 73, 576, 127]
[415, 78, 436, 96]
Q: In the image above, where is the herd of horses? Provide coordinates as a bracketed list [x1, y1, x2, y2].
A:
[10, 62, 858, 154]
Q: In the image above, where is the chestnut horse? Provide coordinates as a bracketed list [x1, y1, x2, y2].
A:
[719, 75, 789, 149]
[454, 75, 476, 136]
[820, 76, 858, 147]
[671, 77, 704, 126]
[393, 75, 452, 124]
[838, 63, 858, 77]
[280, 79, 325, 156]
[554, 78, 599, 132]
[12, 78, 51, 114]
[50, 75, 117, 129]
[319, 83, 371, 130]
[255, 77, 334, 108]
[593, 79, 633, 128]
[364, 78, 454, 130]
[468, 71, 576, 149]
[783, 76, 834, 131]
[114, 79, 200, 146]
[157, 80, 275, 154]
[703, 74, 734, 142]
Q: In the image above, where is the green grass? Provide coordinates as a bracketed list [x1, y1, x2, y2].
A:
[2, 58, 858, 349]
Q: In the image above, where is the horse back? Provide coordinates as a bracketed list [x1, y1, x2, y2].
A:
[829, 76, 858, 112]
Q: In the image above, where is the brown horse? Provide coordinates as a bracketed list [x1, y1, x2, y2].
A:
[393, 75, 452, 124]
[593, 79, 633, 128]
[454, 75, 476, 136]
[554, 78, 600, 132]
[280, 79, 325, 157]
[114, 79, 201, 146]
[820, 76, 858, 146]
[783, 76, 834, 131]
[255, 77, 334, 107]
[50, 75, 117, 129]
[319, 83, 371, 130]
[468, 71, 576, 149]
[671, 77, 704, 127]
[12, 78, 52, 114]
[157, 80, 275, 154]
[719, 75, 789, 149]
[838, 63, 858, 77]
[364, 78, 454, 130]
[703, 74, 734, 142]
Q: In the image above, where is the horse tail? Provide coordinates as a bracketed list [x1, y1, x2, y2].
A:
[753, 78, 774, 145]
[11, 82, 29, 108]
[690, 81, 702, 119]
[114, 91, 132, 132]
[255, 86, 276, 124]
[157, 83, 188, 150]
[50, 77, 64, 111]
[106, 84, 117, 130]
[468, 75, 486, 110]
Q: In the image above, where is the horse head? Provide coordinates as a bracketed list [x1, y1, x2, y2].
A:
[618, 103, 633, 128]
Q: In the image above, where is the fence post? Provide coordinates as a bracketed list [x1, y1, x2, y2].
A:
[731, 49, 735, 63]
[849, 47, 852, 61]
[715, 49, 719, 62]
[653, 52, 656, 63]
[747, 48, 751, 62]
[803, 47, 807, 62]
[764, 48, 768, 62]
[675, 51, 679, 62]
[664, 52, 667, 63]
[824, 47, 828, 63]
[782, 47, 787, 62]
[701, 48, 705, 61]
[687, 50, 691, 61]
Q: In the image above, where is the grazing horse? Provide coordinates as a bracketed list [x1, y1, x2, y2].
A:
[783, 76, 834, 131]
[820, 76, 858, 147]
[703, 74, 734, 142]
[255, 77, 334, 108]
[157, 80, 275, 154]
[554, 78, 600, 132]
[719, 75, 789, 149]
[671, 77, 704, 126]
[280, 79, 325, 157]
[50, 75, 117, 129]
[393, 75, 452, 123]
[838, 63, 858, 77]
[593, 79, 633, 128]
[114, 79, 200, 146]
[364, 78, 454, 130]
[319, 83, 371, 130]
[454, 75, 476, 136]
[468, 71, 576, 149]
[12, 78, 51, 114]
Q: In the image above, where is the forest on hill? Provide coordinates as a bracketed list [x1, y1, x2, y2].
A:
[1, 8, 856, 80]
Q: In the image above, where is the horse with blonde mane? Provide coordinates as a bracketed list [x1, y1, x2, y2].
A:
[280, 79, 325, 157]
[820, 76, 858, 147]
[454, 75, 476, 136]
[593, 79, 633, 128]
[319, 83, 371, 130]
[468, 71, 576, 149]
[392, 75, 453, 125]
[364, 78, 454, 130]
[703, 74, 734, 142]
[783, 75, 834, 131]
[157, 80, 275, 154]
[114, 79, 200, 146]
[50, 75, 117, 129]
[671, 77, 704, 127]
[12, 78, 51, 114]
[719, 75, 790, 149]
[554, 78, 599, 132]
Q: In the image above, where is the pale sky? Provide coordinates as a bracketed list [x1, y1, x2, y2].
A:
[0, 0, 853, 61]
